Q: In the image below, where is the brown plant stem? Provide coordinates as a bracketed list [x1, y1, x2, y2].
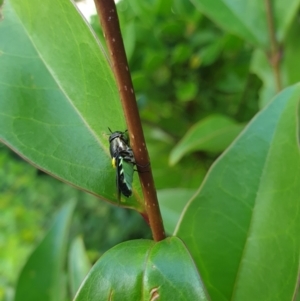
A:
[93, 0, 166, 241]
[264, 0, 282, 92]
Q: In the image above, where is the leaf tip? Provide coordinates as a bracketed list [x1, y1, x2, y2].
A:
[169, 149, 180, 166]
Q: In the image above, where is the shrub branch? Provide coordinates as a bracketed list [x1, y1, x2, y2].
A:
[93, 0, 166, 241]
[264, 0, 282, 92]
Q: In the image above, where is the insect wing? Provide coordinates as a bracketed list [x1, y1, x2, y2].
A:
[116, 157, 133, 198]
[115, 156, 122, 203]
[122, 160, 134, 193]
[122, 149, 136, 164]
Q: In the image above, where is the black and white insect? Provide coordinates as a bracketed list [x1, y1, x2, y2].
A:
[108, 128, 136, 202]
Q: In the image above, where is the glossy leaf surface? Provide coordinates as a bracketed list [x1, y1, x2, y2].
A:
[0, 0, 143, 210]
[176, 85, 300, 301]
[170, 115, 244, 165]
[74, 237, 210, 301]
[14, 202, 75, 301]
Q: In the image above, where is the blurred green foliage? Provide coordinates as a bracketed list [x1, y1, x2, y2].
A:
[91, 0, 261, 190]
[0, 145, 51, 300]
[95, 0, 261, 127]
[2, 0, 297, 299]
[0, 145, 150, 300]
[1, 0, 263, 297]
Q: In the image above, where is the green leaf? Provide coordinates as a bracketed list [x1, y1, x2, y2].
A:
[0, 0, 143, 210]
[14, 201, 75, 301]
[191, 0, 300, 48]
[198, 37, 224, 67]
[175, 85, 300, 301]
[74, 238, 210, 301]
[283, 17, 300, 85]
[171, 44, 192, 65]
[157, 189, 196, 234]
[68, 236, 92, 298]
[122, 21, 136, 61]
[250, 49, 278, 108]
[175, 81, 198, 102]
[251, 18, 300, 109]
[170, 114, 244, 165]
